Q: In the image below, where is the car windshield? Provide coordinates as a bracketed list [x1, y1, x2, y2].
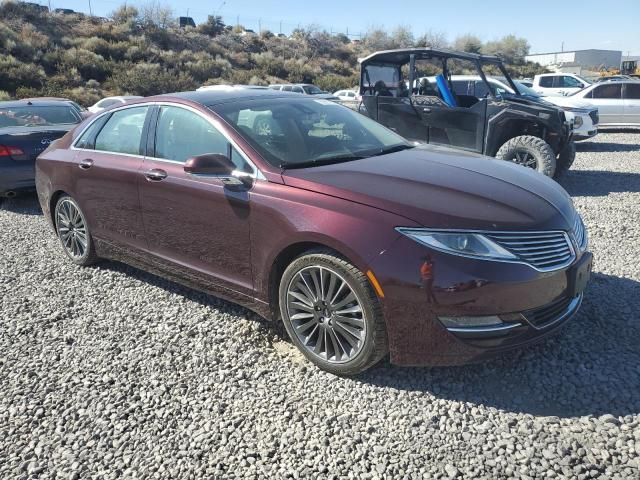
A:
[214, 97, 413, 168]
[0, 105, 81, 127]
[513, 81, 540, 97]
[302, 85, 324, 95]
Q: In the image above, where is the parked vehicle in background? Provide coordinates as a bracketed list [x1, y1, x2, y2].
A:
[357, 48, 575, 177]
[570, 80, 640, 127]
[448, 76, 599, 141]
[0, 100, 82, 198]
[518, 79, 534, 88]
[36, 89, 592, 375]
[197, 85, 269, 91]
[594, 75, 631, 83]
[333, 89, 358, 101]
[268, 84, 339, 100]
[532, 73, 591, 96]
[23, 97, 91, 119]
[88, 96, 143, 114]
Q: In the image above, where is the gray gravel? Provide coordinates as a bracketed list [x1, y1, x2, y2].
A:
[1, 131, 639, 479]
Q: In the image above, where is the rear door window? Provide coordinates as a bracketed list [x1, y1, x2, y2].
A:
[94, 106, 149, 155]
[624, 83, 640, 99]
[592, 84, 622, 99]
[292, 86, 304, 93]
[561, 76, 583, 88]
[539, 76, 553, 87]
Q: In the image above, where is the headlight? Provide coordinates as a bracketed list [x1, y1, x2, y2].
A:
[573, 116, 583, 128]
[396, 228, 518, 261]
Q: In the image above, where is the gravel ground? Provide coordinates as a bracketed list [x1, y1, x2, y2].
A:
[1, 131, 639, 479]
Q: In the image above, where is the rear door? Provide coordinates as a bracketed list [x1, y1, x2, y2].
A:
[623, 83, 640, 125]
[73, 105, 151, 249]
[588, 83, 623, 124]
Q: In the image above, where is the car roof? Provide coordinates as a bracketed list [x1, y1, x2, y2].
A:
[144, 89, 303, 106]
[0, 99, 78, 108]
[360, 48, 503, 65]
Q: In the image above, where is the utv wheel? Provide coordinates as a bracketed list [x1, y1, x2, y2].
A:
[555, 141, 576, 178]
[496, 135, 556, 177]
[278, 250, 388, 376]
[54, 195, 98, 266]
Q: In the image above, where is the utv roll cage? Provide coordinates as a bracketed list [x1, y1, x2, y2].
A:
[359, 48, 521, 101]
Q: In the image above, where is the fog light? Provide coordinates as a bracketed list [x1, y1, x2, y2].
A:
[439, 315, 504, 328]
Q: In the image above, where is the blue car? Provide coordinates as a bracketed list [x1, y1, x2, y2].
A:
[0, 99, 82, 198]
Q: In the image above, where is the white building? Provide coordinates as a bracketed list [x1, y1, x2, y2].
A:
[526, 49, 622, 71]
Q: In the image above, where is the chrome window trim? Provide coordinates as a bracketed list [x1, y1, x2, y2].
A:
[396, 227, 577, 273]
[70, 101, 265, 180]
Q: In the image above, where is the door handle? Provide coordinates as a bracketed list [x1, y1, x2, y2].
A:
[144, 168, 167, 181]
[78, 158, 93, 170]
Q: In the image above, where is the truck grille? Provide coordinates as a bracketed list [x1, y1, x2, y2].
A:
[485, 231, 574, 271]
[573, 214, 587, 251]
[522, 294, 582, 329]
[589, 110, 599, 125]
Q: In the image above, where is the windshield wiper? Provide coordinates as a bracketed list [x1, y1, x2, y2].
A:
[280, 154, 366, 170]
[370, 144, 415, 157]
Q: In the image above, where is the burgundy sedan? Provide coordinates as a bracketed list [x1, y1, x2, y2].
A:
[35, 90, 592, 375]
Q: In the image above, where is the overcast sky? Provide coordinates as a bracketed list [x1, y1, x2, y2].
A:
[47, 0, 640, 55]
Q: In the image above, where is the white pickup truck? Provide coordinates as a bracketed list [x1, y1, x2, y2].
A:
[532, 73, 591, 96]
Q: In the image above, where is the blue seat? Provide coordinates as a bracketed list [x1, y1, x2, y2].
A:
[435, 74, 458, 107]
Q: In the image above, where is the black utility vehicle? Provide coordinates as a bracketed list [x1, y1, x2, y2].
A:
[357, 48, 575, 177]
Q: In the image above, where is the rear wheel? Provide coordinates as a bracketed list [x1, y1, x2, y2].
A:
[278, 251, 388, 375]
[54, 195, 98, 266]
[496, 135, 556, 177]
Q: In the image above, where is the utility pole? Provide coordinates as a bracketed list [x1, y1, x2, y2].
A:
[279, 20, 282, 35]
[561, 41, 564, 52]
[258, 18, 261, 34]
[88, 0, 92, 16]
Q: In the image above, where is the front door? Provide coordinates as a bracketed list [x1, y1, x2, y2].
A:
[73, 105, 150, 249]
[139, 105, 254, 296]
[589, 83, 623, 125]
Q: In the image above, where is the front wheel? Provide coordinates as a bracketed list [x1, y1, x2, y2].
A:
[278, 251, 388, 375]
[496, 135, 556, 177]
[54, 195, 99, 266]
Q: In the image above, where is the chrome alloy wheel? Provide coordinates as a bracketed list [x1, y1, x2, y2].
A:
[512, 150, 538, 169]
[56, 198, 88, 260]
[286, 266, 367, 364]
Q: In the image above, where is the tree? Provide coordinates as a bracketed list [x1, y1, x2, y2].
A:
[363, 26, 391, 51]
[110, 5, 139, 25]
[483, 35, 530, 65]
[452, 34, 483, 54]
[197, 15, 226, 37]
[416, 30, 448, 49]
[389, 25, 414, 49]
[139, 1, 174, 29]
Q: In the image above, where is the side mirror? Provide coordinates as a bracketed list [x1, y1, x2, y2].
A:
[183, 153, 252, 188]
[184, 153, 235, 175]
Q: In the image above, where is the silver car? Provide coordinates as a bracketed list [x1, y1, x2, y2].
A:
[570, 81, 640, 127]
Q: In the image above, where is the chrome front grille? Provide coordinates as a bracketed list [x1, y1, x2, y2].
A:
[573, 214, 587, 251]
[485, 231, 574, 271]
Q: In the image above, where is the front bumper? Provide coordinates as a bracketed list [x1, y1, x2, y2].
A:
[370, 234, 591, 366]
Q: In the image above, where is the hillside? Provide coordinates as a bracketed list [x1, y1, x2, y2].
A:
[0, 1, 546, 106]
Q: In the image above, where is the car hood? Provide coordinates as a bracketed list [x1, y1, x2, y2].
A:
[539, 95, 594, 109]
[282, 146, 576, 231]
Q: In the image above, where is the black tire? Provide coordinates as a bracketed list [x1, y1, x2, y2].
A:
[496, 135, 556, 177]
[278, 250, 388, 375]
[54, 195, 99, 266]
[555, 141, 576, 178]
